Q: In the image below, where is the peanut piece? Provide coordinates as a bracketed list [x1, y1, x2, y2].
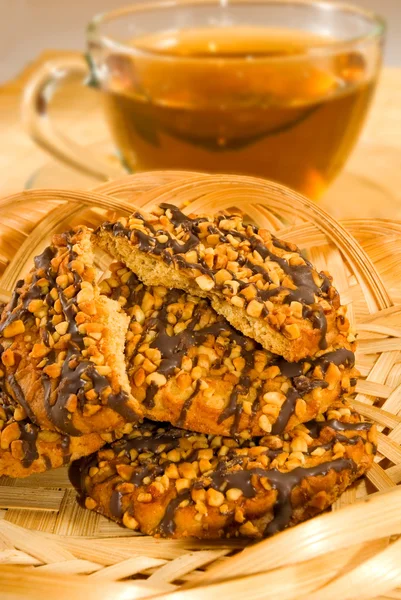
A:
[13, 406, 27, 421]
[43, 363, 61, 379]
[3, 320, 25, 338]
[246, 299, 263, 318]
[85, 497, 97, 510]
[179, 463, 197, 480]
[146, 372, 167, 387]
[123, 512, 139, 530]
[137, 493, 152, 503]
[290, 437, 308, 453]
[231, 296, 245, 308]
[166, 449, 181, 463]
[215, 269, 232, 285]
[258, 415, 272, 433]
[77, 287, 94, 304]
[55, 321, 69, 336]
[2, 349, 15, 367]
[165, 463, 179, 479]
[175, 478, 191, 493]
[283, 324, 301, 339]
[195, 275, 215, 291]
[263, 392, 285, 406]
[30, 343, 50, 359]
[10, 440, 25, 460]
[116, 464, 135, 481]
[1, 422, 21, 450]
[226, 488, 243, 502]
[206, 488, 225, 507]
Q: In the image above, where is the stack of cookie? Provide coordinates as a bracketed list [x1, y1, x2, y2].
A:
[0, 204, 376, 539]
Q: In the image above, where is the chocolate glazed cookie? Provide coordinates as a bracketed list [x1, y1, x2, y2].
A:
[100, 264, 358, 438]
[71, 400, 376, 539]
[96, 204, 352, 362]
[0, 228, 142, 436]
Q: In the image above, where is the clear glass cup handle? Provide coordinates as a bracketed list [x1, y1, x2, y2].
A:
[21, 55, 123, 181]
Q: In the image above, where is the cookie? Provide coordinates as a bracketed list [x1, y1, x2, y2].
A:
[71, 399, 375, 539]
[96, 204, 351, 362]
[101, 264, 358, 437]
[0, 228, 142, 436]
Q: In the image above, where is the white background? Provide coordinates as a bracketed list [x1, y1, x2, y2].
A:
[0, 0, 400, 83]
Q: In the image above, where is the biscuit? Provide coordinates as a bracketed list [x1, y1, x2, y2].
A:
[0, 228, 142, 436]
[96, 204, 351, 362]
[71, 399, 375, 539]
[101, 264, 358, 437]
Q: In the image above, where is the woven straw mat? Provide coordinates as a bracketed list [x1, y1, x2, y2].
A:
[0, 171, 401, 600]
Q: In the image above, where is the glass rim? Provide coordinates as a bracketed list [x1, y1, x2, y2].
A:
[87, 0, 386, 62]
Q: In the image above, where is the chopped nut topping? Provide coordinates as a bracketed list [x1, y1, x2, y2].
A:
[195, 275, 215, 291]
[3, 320, 25, 338]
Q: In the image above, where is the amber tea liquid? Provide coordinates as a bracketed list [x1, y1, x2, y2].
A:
[102, 27, 376, 198]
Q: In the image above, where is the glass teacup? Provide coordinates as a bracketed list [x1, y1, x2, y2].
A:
[23, 0, 385, 199]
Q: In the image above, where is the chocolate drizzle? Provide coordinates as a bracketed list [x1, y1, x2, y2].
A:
[18, 422, 39, 468]
[131, 464, 164, 485]
[110, 489, 124, 519]
[43, 356, 85, 436]
[144, 382, 158, 409]
[271, 388, 300, 435]
[106, 428, 189, 519]
[36, 234, 113, 434]
[275, 348, 354, 381]
[6, 375, 37, 424]
[129, 286, 259, 432]
[247, 238, 330, 349]
[306, 418, 372, 439]
[293, 376, 328, 395]
[312, 349, 355, 372]
[264, 459, 354, 535]
[112, 426, 185, 458]
[0, 248, 57, 335]
[108, 391, 139, 422]
[61, 434, 70, 462]
[304, 306, 328, 350]
[158, 491, 191, 536]
[43, 454, 52, 470]
[269, 347, 355, 434]
[58, 290, 83, 350]
[218, 375, 251, 436]
[177, 380, 201, 428]
[68, 453, 98, 503]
